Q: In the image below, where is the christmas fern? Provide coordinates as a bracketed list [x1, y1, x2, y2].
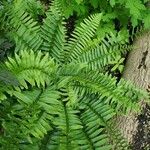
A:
[0, 0, 148, 149]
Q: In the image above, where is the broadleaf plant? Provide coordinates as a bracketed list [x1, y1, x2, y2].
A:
[57, 0, 150, 40]
[0, 0, 148, 149]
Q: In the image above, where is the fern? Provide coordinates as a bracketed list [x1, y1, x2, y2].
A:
[12, 87, 60, 139]
[3, 0, 43, 52]
[5, 50, 56, 88]
[71, 33, 129, 71]
[58, 0, 150, 42]
[65, 13, 102, 63]
[41, 0, 66, 62]
[0, 0, 148, 149]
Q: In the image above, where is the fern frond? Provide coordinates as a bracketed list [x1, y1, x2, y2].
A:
[7, 0, 43, 52]
[53, 103, 82, 149]
[5, 50, 56, 88]
[72, 33, 129, 71]
[40, 130, 62, 150]
[65, 86, 79, 107]
[50, 0, 64, 15]
[79, 95, 129, 150]
[116, 79, 149, 111]
[76, 96, 114, 149]
[72, 71, 145, 113]
[40, 1, 66, 63]
[23, 112, 53, 139]
[65, 13, 102, 63]
[56, 63, 147, 113]
[24, 0, 45, 19]
[9, 86, 61, 139]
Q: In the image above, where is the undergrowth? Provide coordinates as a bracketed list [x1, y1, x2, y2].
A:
[0, 0, 149, 149]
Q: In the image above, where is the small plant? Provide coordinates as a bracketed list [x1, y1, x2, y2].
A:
[110, 56, 125, 73]
[0, 0, 148, 149]
[58, 0, 150, 40]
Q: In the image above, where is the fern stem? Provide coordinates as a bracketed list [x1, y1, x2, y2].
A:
[63, 103, 70, 150]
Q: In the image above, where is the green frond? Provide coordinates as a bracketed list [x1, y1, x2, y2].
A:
[49, 0, 64, 15]
[24, 0, 45, 19]
[65, 86, 79, 107]
[10, 0, 44, 24]
[40, 1, 66, 63]
[72, 34, 129, 71]
[6, 86, 61, 140]
[65, 13, 102, 63]
[79, 95, 129, 150]
[116, 79, 149, 111]
[5, 50, 56, 88]
[7, 0, 43, 52]
[74, 97, 113, 149]
[23, 112, 53, 139]
[39, 102, 83, 150]
[58, 63, 87, 77]
[56, 63, 87, 90]
[72, 71, 145, 113]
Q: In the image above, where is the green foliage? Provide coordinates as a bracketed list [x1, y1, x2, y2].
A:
[109, 56, 125, 73]
[0, 0, 149, 149]
[58, 0, 150, 40]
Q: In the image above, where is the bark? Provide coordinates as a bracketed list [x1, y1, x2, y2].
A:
[117, 32, 150, 149]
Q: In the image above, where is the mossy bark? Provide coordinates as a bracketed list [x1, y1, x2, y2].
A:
[117, 32, 150, 149]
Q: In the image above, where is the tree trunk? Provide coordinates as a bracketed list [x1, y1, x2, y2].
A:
[117, 31, 150, 149]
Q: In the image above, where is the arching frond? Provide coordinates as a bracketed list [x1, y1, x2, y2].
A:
[53, 104, 82, 149]
[72, 71, 146, 113]
[39, 104, 84, 150]
[7, 0, 43, 52]
[65, 13, 102, 63]
[40, 1, 66, 63]
[71, 34, 129, 71]
[6, 86, 61, 140]
[5, 50, 56, 88]
[79, 95, 129, 150]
